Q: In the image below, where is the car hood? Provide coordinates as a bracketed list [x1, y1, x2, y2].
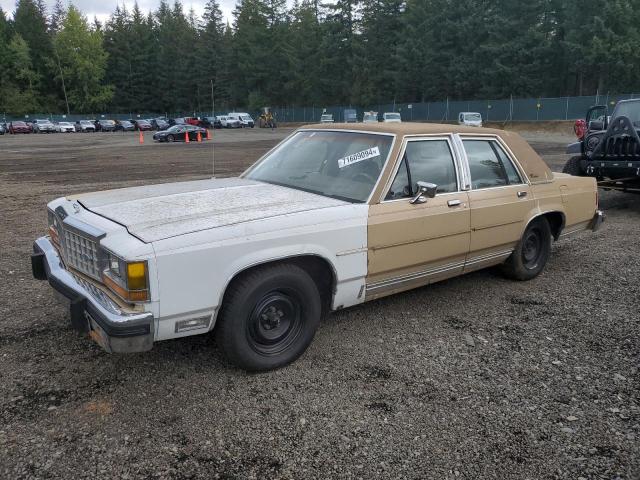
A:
[71, 178, 348, 243]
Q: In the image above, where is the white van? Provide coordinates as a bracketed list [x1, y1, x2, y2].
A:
[458, 112, 483, 127]
[228, 112, 255, 128]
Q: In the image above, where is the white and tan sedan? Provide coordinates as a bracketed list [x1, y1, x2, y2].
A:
[32, 123, 603, 370]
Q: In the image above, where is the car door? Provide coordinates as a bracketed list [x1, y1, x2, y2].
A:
[366, 136, 471, 299]
[459, 135, 534, 272]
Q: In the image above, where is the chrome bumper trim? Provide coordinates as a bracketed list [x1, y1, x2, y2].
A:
[32, 236, 154, 353]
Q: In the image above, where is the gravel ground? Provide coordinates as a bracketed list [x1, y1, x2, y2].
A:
[0, 128, 638, 479]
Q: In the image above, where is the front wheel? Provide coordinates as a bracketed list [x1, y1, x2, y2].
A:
[215, 263, 322, 371]
[501, 217, 552, 281]
[562, 156, 584, 176]
[167, 134, 175, 142]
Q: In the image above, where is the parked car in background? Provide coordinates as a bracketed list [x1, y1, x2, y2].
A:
[115, 120, 135, 132]
[320, 114, 334, 123]
[383, 112, 402, 123]
[153, 124, 207, 142]
[363, 112, 379, 123]
[200, 117, 221, 129]
[133, 119, 153, 131]
[9, 121, 32, 134]
[458, 112, 483, 127]
[151, 118, 170, 131]
[56, 121, 76, 133]
[33, 119, 57, 133]
[169, 117, 187, 127]
[0, 123, 5, 134]
[76, 120, 96, 132]
[97, 119, 116, 132]
[32, 123, 603, 370]
[220, 115, 241, 128]
[344, 109, 357, 123]
[228, 112, 255, 128]
[183, 117, 200, 127]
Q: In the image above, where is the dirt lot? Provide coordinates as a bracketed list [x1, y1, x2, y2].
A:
[0, 128, 638, 479]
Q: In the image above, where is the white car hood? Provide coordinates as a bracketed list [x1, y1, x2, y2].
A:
[72, 178, 348, 243]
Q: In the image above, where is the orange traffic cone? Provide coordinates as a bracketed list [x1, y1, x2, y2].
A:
[206, 129, 211, 140]
[138, 130, 144, 144]
[197, 131, 202, 142]
[184, 131, 190, 143]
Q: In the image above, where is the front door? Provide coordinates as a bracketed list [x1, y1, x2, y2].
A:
[366, 136, 471, 299]
[460, 136, 535, 272]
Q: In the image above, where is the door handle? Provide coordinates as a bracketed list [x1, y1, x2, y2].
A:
[517, 191, 528, 198]
[447, 199, 462, 207]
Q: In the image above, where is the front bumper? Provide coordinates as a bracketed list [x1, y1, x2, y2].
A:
[31, 236, 154, 353]
[589, 210, 605, 232]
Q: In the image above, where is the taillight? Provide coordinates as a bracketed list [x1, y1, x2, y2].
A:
[574, 119, 587, 140]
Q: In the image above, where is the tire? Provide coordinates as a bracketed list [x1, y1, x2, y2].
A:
[501, 217, 552, 281]
[167, 134, 175, 142]
[562, 156, 584, 176]
[215, 263, 322, 371]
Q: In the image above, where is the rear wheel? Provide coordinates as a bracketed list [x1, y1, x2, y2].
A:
[501, 217, 552, 281]
[167, 134, 175, 142]
[215, 263, 322, 371]
[562, 156, 584, 176]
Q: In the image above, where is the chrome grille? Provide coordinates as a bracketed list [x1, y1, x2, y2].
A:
[61, 228, 101, 280]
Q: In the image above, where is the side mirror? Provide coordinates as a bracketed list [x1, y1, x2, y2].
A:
[410, 181, 438, 204]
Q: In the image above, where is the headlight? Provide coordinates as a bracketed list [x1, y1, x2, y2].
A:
[102, 252, 149, 302]
[586, 135, 600, 151]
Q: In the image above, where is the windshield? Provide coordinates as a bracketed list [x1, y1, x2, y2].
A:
[80, 121, 92, 125]
[245, 130, 394, 203]
[612, 101, 640, 126]
[60, 122, 72, 126]
[464, 113, 482, 121]
[385, 113, 400, 119]
[241, 115, 252, 121]
[102, 120, 115, 125]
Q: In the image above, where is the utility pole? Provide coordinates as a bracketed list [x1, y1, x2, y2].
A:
[54, 47, 70, 116]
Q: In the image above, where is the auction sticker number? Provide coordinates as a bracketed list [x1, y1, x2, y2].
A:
[338, 146, 380, 169]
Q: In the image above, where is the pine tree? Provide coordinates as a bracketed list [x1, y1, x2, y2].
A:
[54, 6, 113, 112]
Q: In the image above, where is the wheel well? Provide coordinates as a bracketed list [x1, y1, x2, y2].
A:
[541, 211, 565, 240]
[220, 256, 336, 318]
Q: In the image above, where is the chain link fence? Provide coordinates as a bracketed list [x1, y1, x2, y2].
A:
[3, 93, 640, 123]
[271, 93, 640, 123]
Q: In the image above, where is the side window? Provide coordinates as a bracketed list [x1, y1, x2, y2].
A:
[386, 140, 458, 200]
[463, 139, 523, 189]
[493, 143, 522, 184]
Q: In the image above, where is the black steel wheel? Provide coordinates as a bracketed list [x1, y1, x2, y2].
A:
[501, 217, 552, 281]
[246, 290, 303, 356]
[216, 263, 322, 371]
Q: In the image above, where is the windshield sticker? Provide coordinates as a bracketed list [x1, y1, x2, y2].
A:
[338, 146, 380, 169]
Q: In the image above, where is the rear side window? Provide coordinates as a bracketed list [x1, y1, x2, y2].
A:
[386, 139, 458, 200]
[463, 139, 522, 189]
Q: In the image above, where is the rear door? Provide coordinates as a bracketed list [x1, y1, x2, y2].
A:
[458, 135, 534, 272]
